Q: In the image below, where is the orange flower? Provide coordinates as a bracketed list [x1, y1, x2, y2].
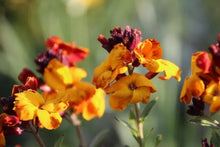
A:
[134, 39, 181, 81]
[14, 90, 68, 130]
[93, 43, 132, 89]
[107, 73, 156, 111]
[180, 75, 205, 104]
[69, 82, 105, 120]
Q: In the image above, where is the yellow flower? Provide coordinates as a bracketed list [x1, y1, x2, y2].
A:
[107, 73, 156, 111]
[180, 75, 205, 104]
[93, 43, 132, 89]
[14, 90, 68, 130]
[134, 39, 181, 81]
[44, 58, 87, 91]
[44, 58, 106, 120]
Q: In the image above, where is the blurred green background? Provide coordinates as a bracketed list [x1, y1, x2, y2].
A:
[0, 0, 220, 146]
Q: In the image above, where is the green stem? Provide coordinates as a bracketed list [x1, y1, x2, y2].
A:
[70, 113, 86, 147]
[28, 121, 45, 147]
[134, 103, 143, 147]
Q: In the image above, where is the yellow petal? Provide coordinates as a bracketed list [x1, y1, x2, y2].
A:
[144, 59, 181, 81]
[37, 110, 62, 130]
[44, 59, 73, 91]
[14, 90, 44, 120]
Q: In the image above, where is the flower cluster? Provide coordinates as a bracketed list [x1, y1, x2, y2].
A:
[93, 25, 181, 111]
[180, 34, 220, 114]
[0, 36, 105, 146]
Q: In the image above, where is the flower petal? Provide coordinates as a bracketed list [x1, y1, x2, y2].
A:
[44, 59, 73, 91]
[82, 88, 105, 120]
[14, 90, 45, 120]
[144, 59, 181, 81]
[37, 110, 62, 130]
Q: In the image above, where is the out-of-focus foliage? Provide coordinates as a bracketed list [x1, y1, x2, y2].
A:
[0, 0, 220, 146]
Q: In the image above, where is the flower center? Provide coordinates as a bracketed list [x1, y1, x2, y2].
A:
[129, 83, 137, 90]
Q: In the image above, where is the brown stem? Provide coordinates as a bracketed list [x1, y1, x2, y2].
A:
[28, 121, 45, 147]
[70, 113, 86, 147]
[134, 103, 143, 147]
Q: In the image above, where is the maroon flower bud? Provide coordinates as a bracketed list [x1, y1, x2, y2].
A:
[11, 85, 25, 97]
[35, 50, 57, 74]
[98, 25, 142, 52]
[3, 115, 20, 127]
[24, 77, 38, 91]
[18, 68, 36, 84]
[145, 72, 158, 80]
[208, 34, 220, 68]
[202, 138, 214, 147]
[0, 97, 16, 115]
[187, 97, 204, 116]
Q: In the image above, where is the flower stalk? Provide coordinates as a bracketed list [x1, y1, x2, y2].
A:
[28, 121, 45, 147]
[70, 113, 86, 147]
[134, 103, 143, 147]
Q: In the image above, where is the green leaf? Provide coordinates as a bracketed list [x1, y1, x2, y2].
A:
[189, 116, 220, 129]
[140, 97, 157, 123]
[115, 117, 138, 142]
[129, 109, 137, 130]
[211, 130, 220, 147]
[89, 129, 109, 147]
[154, 134, 163, 147]
[54, 135, 64, 147]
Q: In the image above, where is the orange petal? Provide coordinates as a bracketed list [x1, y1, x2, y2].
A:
[209, 96, 220, 113]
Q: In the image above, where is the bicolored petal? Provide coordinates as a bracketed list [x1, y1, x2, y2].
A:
[144, 59, 181, 81]
[81, 88, 105, 120]
[37, 109, 62, 130]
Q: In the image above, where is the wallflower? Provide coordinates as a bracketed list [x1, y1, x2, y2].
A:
[93, 43, 132, 89]
[68, 82, 105, 120]
[14, 90, 68, 130]
[44, 59, 106, 120]
[107, 73, 156, 111]
[180, 34, 220, 113]
[134, 39, 181, 81]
